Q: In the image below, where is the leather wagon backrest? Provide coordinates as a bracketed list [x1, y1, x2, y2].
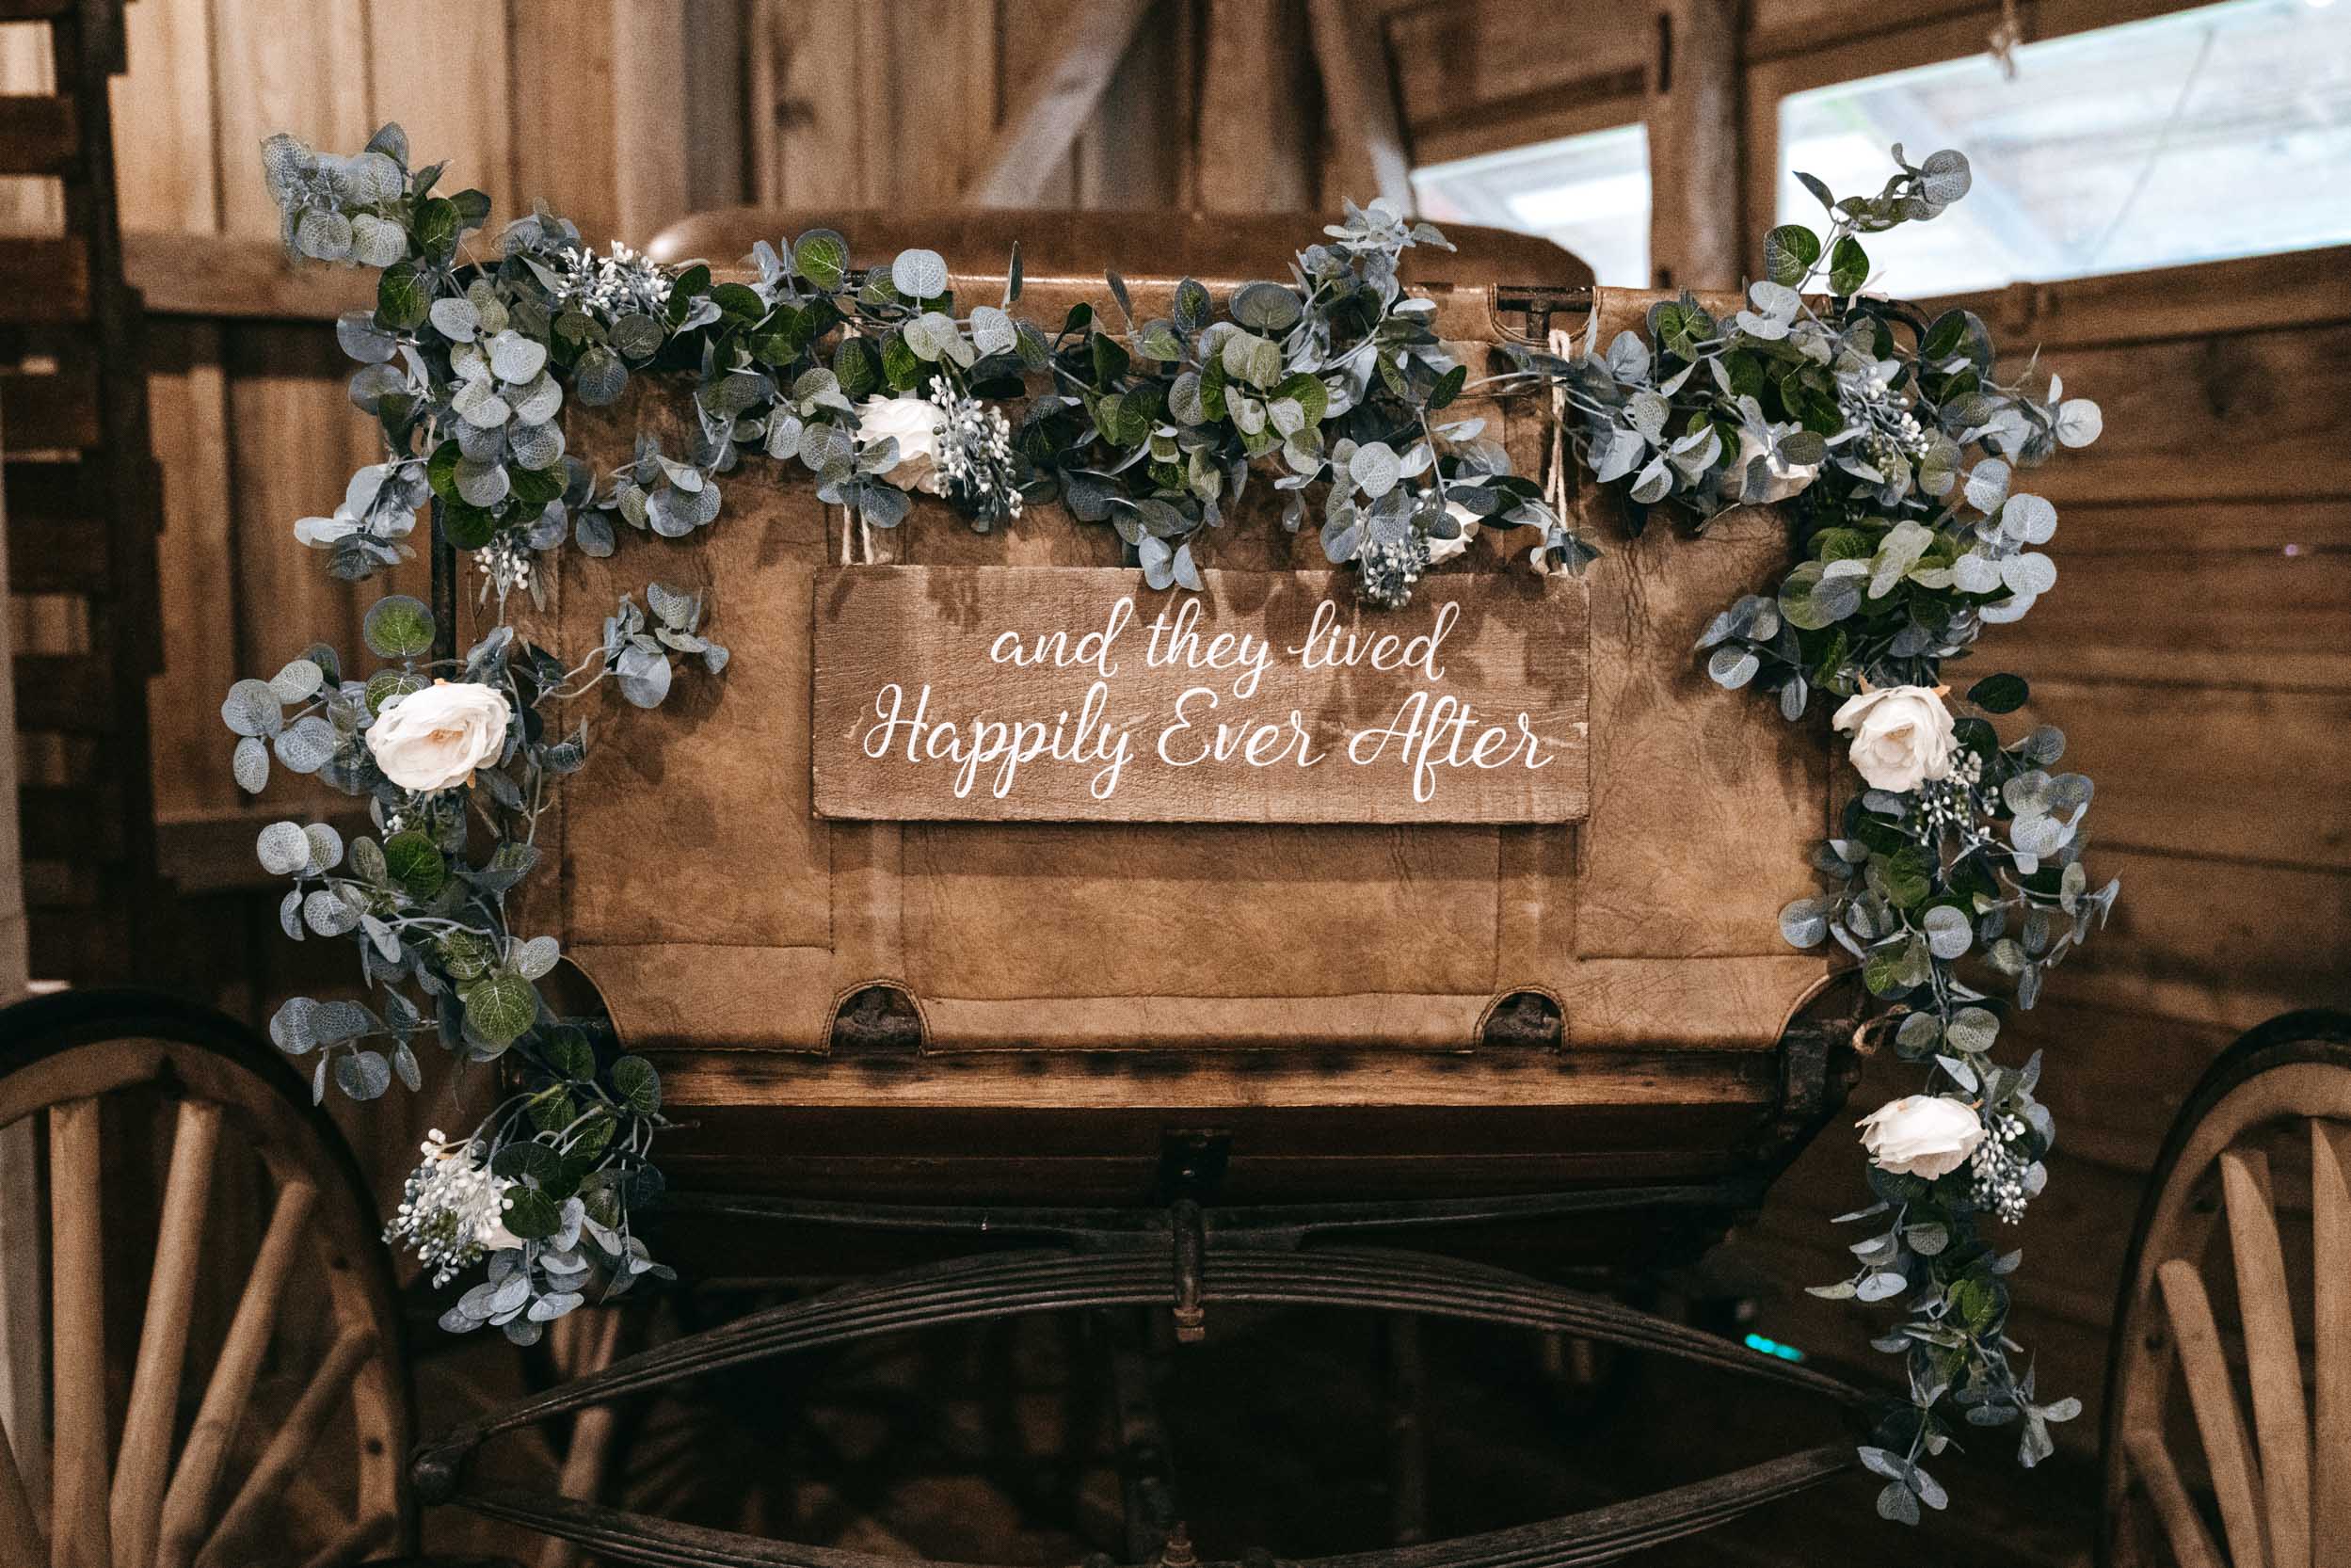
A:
[645, 208, 1595, 296]
[523, 248, 1830, 1060]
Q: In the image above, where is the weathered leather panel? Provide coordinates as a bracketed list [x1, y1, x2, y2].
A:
[540, 283, 1831, 1059]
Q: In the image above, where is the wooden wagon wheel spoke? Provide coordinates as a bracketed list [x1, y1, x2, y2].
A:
[2120, 1427, 2226, 1568]
[193, 1323, 377, 1568]
[2156, 1258, 2268, 1568]
[293, 1509, 399, 1568]
[2310, 1120, 2351, 1556]
[153, 1178, 318, 1568]
[0, 993, 415, 1568]
[2217, 1150, 2309, 1568]
[111, 1097, 221, 1568]
[52, 1096, 112, 1568]
[2100, 1013, 2351, 1568]
[538, 1306, 628, 1568]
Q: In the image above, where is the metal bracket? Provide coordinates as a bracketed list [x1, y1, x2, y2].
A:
[1489, 283, 1595, 347]
[1170, 1198, 1206, 1345]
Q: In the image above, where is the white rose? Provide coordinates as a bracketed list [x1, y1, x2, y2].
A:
[1719, 426, 1819, 504]
[1427, 499, 1481, 565]
[367, 680, 511, 793]
[1831, 684, 1956, 793]
[856, 393, 945, 494]
[1857, 1095, 1985, 1179]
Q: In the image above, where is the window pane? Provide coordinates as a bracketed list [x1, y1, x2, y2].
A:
[1412, 125, 1651, 287]
[1779, 0, 2351, 296]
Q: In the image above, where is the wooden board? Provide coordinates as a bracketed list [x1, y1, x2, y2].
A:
[809, 565, 1591, 824]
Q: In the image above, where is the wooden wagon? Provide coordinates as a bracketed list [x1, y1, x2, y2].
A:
[1, 212, 2337, 1568]
[445, 213, 1888, 1561]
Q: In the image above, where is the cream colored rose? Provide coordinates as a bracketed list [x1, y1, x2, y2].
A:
[1832, 684, 1956, 793]
[368, 680, 511, 793]
[1858, 1095, 1985, 1179]
[1426, 499, 1481, 565]
[1720, 426, 1820, 504]
[856, 393, 945, 495]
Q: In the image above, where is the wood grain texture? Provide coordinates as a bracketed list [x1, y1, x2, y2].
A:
[1646, 0, 1743, 291]
[0, 1117, 39, 1534]
[193, 1322, 375, 1568]
[748, 0, 868, 208]
[2160, 1256, 2273, 1568]
[364, 0, 515, 222]
[1075, 3, 1189, 211]
[207, 0, 372, 242]
[154, 1179, 317, 1568]
[506, 0, 620, 243]
[2222, 1147, 2311, 1568]
[1196, 0, 1316, 210]
[2317, 1121, 2351, 1562]
[47, 1097, 107, 1568]
[144, 321, 239, 821]
[2121, 1425, 2227, 1568]
[1385, 0, 1647, 166]
[1306, 0, 1415, 213]
[0, 21, 60, 236]
[223, 322, 377, 800]
[110, 1098, 221, 1568]
[111, 0, 218, 233]
[968, 0, 1154, 205]
[810, 566, 1591, 824]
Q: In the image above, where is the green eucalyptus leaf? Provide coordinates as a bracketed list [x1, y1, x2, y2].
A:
[383, 830, 445, 901]
[1828, 235, 1869, 295]
[462, 973, 538, 1050]
[362, 594, 436, 659]
[611, 1054, 661, 1116]
[1763, 225, 1820, 287]
[376, 263, 429, 331]
[1968, 673, 2029, 713]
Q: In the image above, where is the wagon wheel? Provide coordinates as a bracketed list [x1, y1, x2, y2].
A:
[2101, 1010, 2351, 1568]
[0, 989, 413, 1568]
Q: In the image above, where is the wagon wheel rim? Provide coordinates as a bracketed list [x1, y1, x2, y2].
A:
[0, 991, 413, 1568]
[2102, 1015, 2351, 1568]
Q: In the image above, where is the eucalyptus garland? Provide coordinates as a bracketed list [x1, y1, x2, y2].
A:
[233, 123, 2112, 1516]
[1489, 148, 2118, 1518]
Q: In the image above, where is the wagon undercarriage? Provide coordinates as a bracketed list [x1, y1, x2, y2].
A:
[404, 1020, 1871, 1568]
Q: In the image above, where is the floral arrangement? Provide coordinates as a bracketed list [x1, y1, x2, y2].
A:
[234, 124, 2112, 1516]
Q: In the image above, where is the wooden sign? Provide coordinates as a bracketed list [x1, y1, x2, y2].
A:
[810, 566, 1589, 824]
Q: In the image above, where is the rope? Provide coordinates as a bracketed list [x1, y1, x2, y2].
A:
[1545, 326, 1575, 529]
[840, 504, 879, 565]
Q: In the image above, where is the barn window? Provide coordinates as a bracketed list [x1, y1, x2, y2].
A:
[1776, 0, 2351, 296]
[1410, 124, 1653, 288]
